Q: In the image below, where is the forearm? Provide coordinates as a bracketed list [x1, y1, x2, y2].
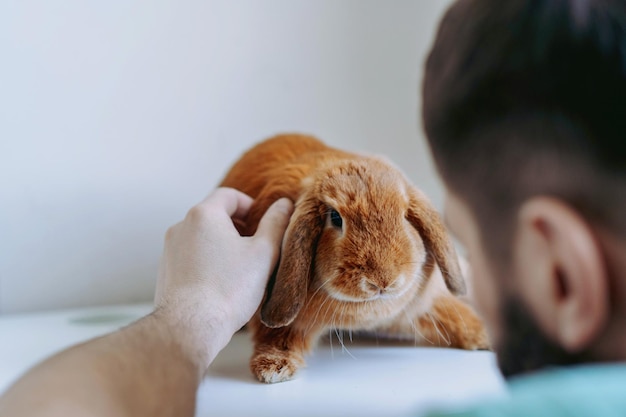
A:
[0, 310, 230, 417]
[0, 189, 292, 417]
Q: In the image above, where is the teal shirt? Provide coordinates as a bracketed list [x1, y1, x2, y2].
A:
[429, 364, 626, 417]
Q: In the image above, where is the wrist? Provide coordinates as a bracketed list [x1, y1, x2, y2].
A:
[150, 300, 235, 372]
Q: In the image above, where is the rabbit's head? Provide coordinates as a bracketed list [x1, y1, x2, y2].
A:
[261, 156, 465, 328]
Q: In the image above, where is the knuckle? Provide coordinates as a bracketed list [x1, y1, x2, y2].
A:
[164, 225, 176, 242]
[215, 186, 234, 195]
[185, 204, 211, 224]
[164, 221, 184, 243]
[214, 186, 238, 201]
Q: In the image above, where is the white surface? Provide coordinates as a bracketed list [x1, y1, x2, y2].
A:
[0, 304, 507, 417]
[0, 0, 453, 314]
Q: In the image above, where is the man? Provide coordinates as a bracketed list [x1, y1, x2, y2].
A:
[1, 0, 625, 415]
[422, 0, 626, 414]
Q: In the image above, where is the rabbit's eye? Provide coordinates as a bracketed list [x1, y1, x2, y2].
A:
[329, 209, 343, 229]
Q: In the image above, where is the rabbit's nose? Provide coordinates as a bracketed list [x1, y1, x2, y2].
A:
[361, 277, 385, 295]
[361, 273, 406, 297]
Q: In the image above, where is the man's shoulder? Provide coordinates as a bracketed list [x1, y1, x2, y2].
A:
[427, 364, 626, 417]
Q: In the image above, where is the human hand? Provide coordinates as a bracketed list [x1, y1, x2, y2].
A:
[154, 187, 293, 369]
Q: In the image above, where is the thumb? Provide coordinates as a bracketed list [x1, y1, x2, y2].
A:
[254, 198, 294, 250]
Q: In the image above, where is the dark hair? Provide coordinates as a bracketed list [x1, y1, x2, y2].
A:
[423, 0, 626, 258]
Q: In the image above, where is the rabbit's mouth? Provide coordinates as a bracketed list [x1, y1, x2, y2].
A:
[329, 292, 383, 303]
[326, 277, 411, 303]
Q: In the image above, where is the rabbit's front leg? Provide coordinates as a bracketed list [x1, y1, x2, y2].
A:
[415, 295, 490, 350]
[374, 295, 490, 350]
[249, 317, 314, 383]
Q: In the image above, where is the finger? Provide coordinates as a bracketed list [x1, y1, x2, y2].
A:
[200, 187, 254, 219]
[253, 198, 294, 250]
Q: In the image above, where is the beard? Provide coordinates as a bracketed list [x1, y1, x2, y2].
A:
[496, 296, 591, 379]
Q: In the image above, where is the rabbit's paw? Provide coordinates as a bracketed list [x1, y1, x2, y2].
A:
[250, 348, 305, 383]
[456, 319, 491, 350]
[422, 295, 492, 351]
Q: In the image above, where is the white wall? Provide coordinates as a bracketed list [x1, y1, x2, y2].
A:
[0, 0, 452, 314]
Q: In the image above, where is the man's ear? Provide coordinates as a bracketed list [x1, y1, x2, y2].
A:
[513, 197, 608, 352]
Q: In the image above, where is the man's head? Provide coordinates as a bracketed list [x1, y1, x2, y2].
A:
[423, 0, 626, 377]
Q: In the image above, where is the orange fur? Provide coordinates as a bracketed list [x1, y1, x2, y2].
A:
[220, 134, 489, 383]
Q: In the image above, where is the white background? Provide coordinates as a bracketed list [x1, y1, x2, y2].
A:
[0, 0, 453, 314]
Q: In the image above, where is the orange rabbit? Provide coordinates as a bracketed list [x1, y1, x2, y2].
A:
[221, 134, 488, 383]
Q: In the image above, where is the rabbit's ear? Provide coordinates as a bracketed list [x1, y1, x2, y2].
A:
[261, 195, 323, 328]
[406, 188, 466, 296]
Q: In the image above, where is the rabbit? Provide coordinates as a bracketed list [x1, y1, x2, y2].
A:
[220, 133, 489, 383]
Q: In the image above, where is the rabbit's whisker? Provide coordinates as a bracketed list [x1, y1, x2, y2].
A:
[304, 276, 337, 336]
[323, 297, 336, 326]
[305, 294, 332, 336]
[332, 303, 357, 359]
[403, 309, 433, 346]
[398, 261, 424, 267]
[329, 327, 334, 359]
[435, 312, 452, 345]
[340, 329, 357, 359]
[428, 312, 451, 346]
[310, 276, 335, 301]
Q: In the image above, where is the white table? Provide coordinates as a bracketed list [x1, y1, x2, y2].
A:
[0, 304, 507, 416]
